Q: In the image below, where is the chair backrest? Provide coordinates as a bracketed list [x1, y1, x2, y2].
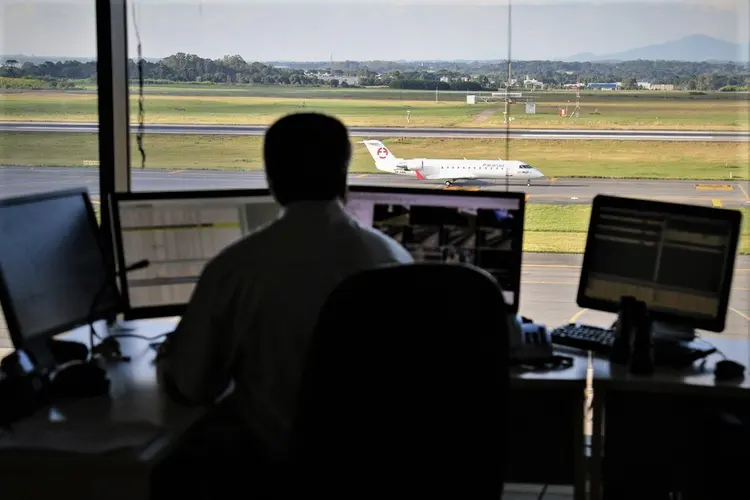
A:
[290, 262, 511, 497]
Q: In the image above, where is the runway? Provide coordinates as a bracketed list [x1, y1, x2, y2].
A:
[3, 121, 749, 141]
[1, 253, 747, 350]
[1, 166, 748, 208]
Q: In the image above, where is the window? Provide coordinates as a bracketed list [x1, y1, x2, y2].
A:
[0, 0, 100, 354]
[111, 1, 744, 333]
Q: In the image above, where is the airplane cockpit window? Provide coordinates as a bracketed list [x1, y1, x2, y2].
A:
[519, 164, 532, 169]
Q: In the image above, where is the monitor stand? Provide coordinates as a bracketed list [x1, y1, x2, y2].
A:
[650, 321, 696, 343]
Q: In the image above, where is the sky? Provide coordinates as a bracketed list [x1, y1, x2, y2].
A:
[1, 0, 748, 61]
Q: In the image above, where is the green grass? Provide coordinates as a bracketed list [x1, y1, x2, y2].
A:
[524, 206, 750, 254]
[1, 89, 748, 129]
[1, 133, 746, 180]
[74, 84, 750, 103]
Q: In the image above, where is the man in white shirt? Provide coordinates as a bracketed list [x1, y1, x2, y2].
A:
[159, 112, 413, 461]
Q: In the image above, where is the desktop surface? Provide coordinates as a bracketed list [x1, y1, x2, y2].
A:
[0, 318, 200, 459]
[591, 335, 750, 395]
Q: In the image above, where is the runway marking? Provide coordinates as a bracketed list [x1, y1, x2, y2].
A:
[712, 199, 723, 207]
[521, 280, 749, 291]
[569, 309, 589, 323]
[737, 183, 750, 201]
[523, 264, 580, 269]
[522, 281, 578, 285]
[729, 307, 750, 322]
[525, 194, 530, 201]
[695, 184, 733, 191]
[522, 194, 731, 203]
[548, 178, 558, 183]
[168, 170, 185, 174]
[443, 186, 481, 191]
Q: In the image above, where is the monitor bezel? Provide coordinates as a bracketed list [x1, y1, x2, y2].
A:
[348, 185, 526, 313]
[577, 194, 742, 332]
[110, 188, 273, 320]
[0, 187, 118, 349]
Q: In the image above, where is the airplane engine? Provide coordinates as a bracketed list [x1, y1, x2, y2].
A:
[403, 160, 424, 171]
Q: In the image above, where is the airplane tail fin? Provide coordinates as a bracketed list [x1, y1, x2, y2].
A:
[361, 140, 400, 168]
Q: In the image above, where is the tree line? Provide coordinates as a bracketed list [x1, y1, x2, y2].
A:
[1, 53, 748, 91]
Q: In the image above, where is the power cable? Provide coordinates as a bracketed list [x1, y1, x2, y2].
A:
[504, 0, 512, 192]
[132, 3, 146, 169]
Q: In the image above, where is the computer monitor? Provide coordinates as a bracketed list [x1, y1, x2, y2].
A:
[346, 186, 526, 313]
[110, 189, 280, 319]
[577, 195, 742, 338]
[0, 188, 119, 366]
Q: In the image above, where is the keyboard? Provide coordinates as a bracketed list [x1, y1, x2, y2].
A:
[551, 323, 616, 353]
[550, 323, 717, 368]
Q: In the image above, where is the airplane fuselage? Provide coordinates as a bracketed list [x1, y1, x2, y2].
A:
[382, 159, 543, 181]
[361, 140, 545, 185]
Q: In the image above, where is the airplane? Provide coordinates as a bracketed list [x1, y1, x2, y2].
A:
[361, 140, 545, 187]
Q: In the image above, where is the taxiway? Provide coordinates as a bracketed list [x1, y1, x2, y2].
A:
[1, 166, 748, 208]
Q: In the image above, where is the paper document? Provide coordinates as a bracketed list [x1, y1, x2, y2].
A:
[0, 421, 165, 454]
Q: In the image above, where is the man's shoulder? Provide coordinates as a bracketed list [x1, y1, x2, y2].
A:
[204, 221, 280, 274]
[354, 223, 414, 262]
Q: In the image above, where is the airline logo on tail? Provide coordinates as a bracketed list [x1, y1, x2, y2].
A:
[361, 140, 425, 180]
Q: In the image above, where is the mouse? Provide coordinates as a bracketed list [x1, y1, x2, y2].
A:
[714, 360, 746, 382]
[49, 361, 110, 399]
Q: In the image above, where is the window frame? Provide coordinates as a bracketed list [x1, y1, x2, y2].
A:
[96, 0, 132, 270]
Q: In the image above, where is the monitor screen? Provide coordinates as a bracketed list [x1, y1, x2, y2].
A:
[0, 188, 118, 349]
[346, 186, 525, 312]
[111, 189, 280, 319]
[577, 195, 742, 332]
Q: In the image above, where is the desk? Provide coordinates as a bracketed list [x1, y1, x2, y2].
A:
[0, 319, 205, 500]
[590, 336, 750, 500]
[0, 319, 590, 500]
[509, 351, 590, 500]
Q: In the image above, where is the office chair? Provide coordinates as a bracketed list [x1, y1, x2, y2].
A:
[289, 262, 511, 499]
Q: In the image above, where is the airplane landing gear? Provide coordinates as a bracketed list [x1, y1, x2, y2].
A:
[445, 180, 454, 186]
[526, 180, 531, 187]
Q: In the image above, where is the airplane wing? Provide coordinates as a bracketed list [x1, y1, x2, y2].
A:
[425, 171, 478, 180]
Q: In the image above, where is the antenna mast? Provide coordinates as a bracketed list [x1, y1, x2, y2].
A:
[504, 0, 512, 192]
[570, 75, 581, 118]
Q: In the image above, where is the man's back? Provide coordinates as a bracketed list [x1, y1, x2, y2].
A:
[165, 199, 413, 457]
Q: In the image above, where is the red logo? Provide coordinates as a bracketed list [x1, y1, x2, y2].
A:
[376, 147, 388, 159]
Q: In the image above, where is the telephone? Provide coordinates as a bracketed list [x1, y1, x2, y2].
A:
[508, 315, 554, 361]
[508, 315, 573, 370]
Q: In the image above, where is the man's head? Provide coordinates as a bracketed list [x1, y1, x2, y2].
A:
[263, 112, 351, 206]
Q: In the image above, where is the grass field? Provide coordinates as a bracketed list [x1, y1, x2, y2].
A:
[2, 132, 746, 180]
[525, 205, 750, 255]
[1, 89, 748, 130]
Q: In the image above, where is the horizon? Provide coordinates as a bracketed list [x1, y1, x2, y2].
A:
[1, 2, 748, 61]
[3, 33, 747, 64]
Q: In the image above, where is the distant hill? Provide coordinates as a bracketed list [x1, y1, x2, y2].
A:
[567, 35, 748, 63]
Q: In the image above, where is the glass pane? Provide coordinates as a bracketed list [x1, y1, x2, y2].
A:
[0, 0, 100, 354]
[120, 1, 747, 334]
